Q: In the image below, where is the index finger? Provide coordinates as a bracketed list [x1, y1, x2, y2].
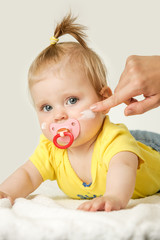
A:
[90, 86, 138, 112]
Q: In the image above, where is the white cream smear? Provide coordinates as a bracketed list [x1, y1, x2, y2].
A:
[79, 109, 96, 120]
[41, 110, 95, 131]
[41, 122, 47, 130]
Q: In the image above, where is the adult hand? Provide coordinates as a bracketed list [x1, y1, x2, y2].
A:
[91, 55, 160, 115]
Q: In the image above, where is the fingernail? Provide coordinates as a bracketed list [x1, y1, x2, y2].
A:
[126, 109, 133, 116]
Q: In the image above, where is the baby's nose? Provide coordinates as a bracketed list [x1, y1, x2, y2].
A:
[54, 108, 68, 122]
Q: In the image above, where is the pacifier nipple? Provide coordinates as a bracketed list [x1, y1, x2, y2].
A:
[50, 119, 80, 149]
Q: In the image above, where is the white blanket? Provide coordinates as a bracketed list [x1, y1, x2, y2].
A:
[0, 180, 160, 240]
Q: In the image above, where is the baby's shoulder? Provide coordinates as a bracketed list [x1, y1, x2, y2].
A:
[100, 116, 130, 139]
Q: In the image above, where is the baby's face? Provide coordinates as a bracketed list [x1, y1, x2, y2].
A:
[30, 62, 104, 148]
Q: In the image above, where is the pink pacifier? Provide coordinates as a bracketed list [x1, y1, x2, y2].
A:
[50, 119, 80, 149]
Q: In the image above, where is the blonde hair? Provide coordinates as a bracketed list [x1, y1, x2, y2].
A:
[28, 13, 108, 96]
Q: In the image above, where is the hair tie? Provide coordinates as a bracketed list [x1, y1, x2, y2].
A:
[50, 36, 59, 45]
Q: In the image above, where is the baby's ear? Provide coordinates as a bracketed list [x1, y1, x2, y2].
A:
[99, 86, 112, 100]
[99, 86, 112, 114]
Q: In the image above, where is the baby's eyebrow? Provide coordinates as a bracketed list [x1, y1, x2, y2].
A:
[34, 101, 47, 108]
[36, 97, 49, 104]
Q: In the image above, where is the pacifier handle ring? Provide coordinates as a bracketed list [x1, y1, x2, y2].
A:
[53, 131, 74, 149]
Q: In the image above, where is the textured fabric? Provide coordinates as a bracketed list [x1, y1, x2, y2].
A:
[30, 116, 160, 199]
[1, 181, 160, 240]
[130, 130, 160, 152]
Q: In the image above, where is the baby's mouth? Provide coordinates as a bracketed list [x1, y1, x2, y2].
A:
[50, 119, 80, 149]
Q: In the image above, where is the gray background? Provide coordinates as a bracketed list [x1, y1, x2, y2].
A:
[0, 0, 159, 182]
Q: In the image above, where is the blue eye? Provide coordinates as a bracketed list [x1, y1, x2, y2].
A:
[67, 97, 78, 105]
[43, 105, 53, 112]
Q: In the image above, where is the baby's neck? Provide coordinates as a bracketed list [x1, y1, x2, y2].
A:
[67, 136, 96, 184]
[68, 134, 97, 158]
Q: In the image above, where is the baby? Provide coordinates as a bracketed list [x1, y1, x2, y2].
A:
[0, 14, 160, 212]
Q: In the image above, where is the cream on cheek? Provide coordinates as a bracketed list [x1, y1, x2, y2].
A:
[40, 109, 100, 142]
[40, 110, 97, 133]
[78, 109, 96, 120]
[41, 122, 47, 130]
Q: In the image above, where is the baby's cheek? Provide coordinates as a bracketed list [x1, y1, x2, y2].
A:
[80, 119, 96, 135]
[40, 122, 53, 141]
[81, 115, 104, 136]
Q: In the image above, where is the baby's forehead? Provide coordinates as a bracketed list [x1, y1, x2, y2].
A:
[29, 50, 96, 94]
[31, 61, 89, 90]
[44, 55, 83, 73]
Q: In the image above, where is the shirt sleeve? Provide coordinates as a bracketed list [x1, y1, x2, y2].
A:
[102, 122, 143, 170]
[29, 135, 56, 181]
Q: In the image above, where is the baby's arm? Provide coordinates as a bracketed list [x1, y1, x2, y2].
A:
[78, 151, 138, 211]
[0, 160, 43, 203]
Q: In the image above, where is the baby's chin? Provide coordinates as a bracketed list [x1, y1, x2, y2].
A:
[42, 132, 53, 142]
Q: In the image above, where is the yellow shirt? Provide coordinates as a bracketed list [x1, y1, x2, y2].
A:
[30, 116, 160, 199]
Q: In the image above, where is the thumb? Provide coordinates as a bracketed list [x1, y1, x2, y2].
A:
[125, 95, 160, 115]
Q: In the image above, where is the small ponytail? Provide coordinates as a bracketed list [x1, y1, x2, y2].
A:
[53, 13, 88, 48]
[28, 13, 108, 95]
